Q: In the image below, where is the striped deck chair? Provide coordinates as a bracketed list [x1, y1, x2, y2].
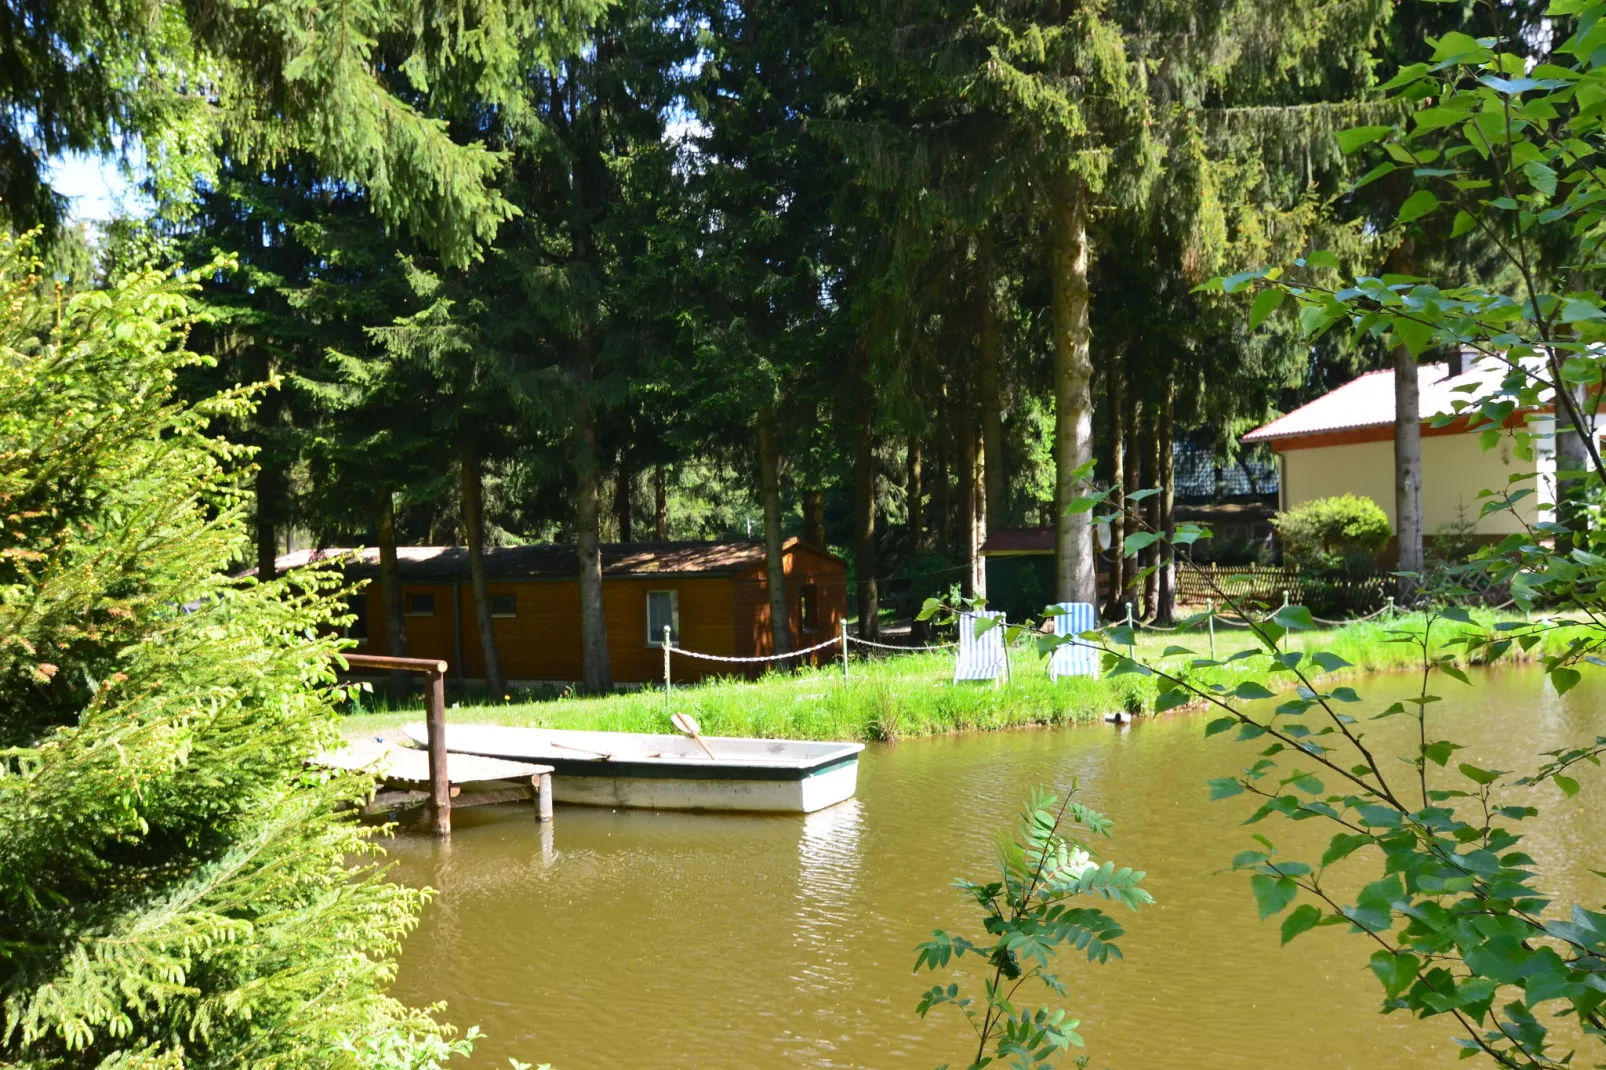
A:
[954, 611, 1009, 686]
[1048, 602, 1100, 681]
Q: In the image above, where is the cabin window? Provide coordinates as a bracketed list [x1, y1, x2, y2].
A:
[799, 583, 820, 632]
[405, 592, 435, 617]
[647, 589, 679, 646]
[491, 593, 517, 618]
[346, 596, 369, 641]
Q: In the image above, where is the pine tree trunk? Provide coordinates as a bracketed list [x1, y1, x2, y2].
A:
[933, 388, 950, 556]
[654, 464, 669, 540]
[959, 392, 985, 598]
[1104, 354, 1125, 620]
[1050, 184, 1097, 604]
[1157, 381, 1177, 625]
[460, 440, 507, 699]
[756, 408, 791, 656]
[575, 406, 614, 693]
[803, 488, 826, 548]
[978, 242, 1006, 531]
[255, 464, 281, 581]
[1143, 408, 1160, 620]
[250, 347, 282, 581]
[853, 366, 880, 640]
[1122, 397, 1142, 616]
[1393, 341, 1423, 597]
[905, 435, 923, 550]
[376, 493, 409, 703]
[614, 451, 633, 542]
[1384, 241, 1424, 600]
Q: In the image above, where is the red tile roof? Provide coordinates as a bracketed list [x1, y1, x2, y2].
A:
[1243, 357, 1533, 444]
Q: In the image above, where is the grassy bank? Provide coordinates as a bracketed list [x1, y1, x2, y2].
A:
[338, 610, 1582, 743]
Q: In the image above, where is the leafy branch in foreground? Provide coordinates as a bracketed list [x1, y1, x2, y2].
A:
[914, 787, 1152, 1070]
[1060, 3, 1606, 1062]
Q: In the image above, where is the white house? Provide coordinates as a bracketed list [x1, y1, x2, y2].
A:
[1243, 358, 1558, 561]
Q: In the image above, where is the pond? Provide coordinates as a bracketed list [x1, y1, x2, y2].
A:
[381, 666, 1605, 1069]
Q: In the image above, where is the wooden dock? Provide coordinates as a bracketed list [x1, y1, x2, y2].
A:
[329, 652, 545, 834]
[318, 739, 555, 821]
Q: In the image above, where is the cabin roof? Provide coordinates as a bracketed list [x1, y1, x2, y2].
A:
[256, 537, 844, 581]
[980, 527, 1055, 555]
[1242, 355, 1534, 445]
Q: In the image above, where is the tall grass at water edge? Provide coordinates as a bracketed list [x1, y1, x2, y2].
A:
[338, 611, 1582, 743]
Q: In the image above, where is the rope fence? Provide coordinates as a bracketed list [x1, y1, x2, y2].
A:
[654, 595, 1531, 697]
[666, 633, 842, 663]
[844, 634, 959, 651]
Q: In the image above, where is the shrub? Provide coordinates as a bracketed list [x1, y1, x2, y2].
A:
[1274, 494, 1391, 559]
[1271, 496, 1391, 617]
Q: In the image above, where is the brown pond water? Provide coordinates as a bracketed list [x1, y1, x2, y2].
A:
[382, 666, 1605, 1069]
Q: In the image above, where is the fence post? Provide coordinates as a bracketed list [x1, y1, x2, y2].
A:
[663, 625, 672, 708]
[1281, 589, 1289, 610]
[1386, 596, 1395, 621]
[840, 618, 850, 683]
[1208, 599, 1217, 661]
[1124, 602, 1135, 660]
[425, 667, 451, 837]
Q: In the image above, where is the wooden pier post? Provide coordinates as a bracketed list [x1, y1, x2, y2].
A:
[536, 771, 554, 822]
[425, 666, 451, 836]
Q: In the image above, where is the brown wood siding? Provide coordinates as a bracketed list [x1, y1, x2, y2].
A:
[352, 583, 460, 665]
[353, 577, 738, 685]
[732, 543, 848, 674]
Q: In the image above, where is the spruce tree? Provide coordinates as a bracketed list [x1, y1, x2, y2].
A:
[0, 232, 473, 1068]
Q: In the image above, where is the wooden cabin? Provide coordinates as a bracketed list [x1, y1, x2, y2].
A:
[274, 539, 848, 685]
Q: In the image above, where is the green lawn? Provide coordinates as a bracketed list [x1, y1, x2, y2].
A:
[338, 610, 1571, 743]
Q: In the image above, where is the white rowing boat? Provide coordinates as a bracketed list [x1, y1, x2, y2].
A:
[399, 723, 865, 813]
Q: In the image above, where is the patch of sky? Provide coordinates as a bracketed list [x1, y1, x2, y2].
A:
[45, 145, 151, 223]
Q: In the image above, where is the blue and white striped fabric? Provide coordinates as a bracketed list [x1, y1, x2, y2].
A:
[954, 611, 1009, 685]
[1048, 602, 1099, 681]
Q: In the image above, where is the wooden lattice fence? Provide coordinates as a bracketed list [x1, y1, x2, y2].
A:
[1176, 563, 1509, 618]
[1175, 566, 1301, 609]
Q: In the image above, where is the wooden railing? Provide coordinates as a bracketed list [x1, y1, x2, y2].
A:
[339, 654, 452, 836]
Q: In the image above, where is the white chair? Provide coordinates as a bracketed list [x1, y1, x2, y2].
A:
[1048, 602, 1100, 681]
[954, 611, 1009, 686]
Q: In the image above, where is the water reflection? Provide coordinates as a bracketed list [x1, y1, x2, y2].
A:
[794, 798, 863, 977]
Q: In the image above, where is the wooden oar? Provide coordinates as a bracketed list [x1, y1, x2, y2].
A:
[671, 713, 718, 760]
[549, 741, 617, 761]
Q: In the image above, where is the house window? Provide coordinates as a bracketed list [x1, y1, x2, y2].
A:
[647, 589, 679, 646]
[800, 583, 820, 632]
[405, 592, 435, 617]
[346, 596, 369, 641]
[491, 593, 517, 618]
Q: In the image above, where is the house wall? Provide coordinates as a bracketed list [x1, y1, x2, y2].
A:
[733, 545, 849, 671]
[1280, 431, 1543, 538]
[352, 576, 738, 685]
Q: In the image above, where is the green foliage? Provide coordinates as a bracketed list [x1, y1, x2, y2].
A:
[1, 0, 604, 262]
[0, 232, 475, 1069]
[1181, 6, 1606, 1060]
[1274, 494, 1393, 562]
[913, 788, 1151, 1070]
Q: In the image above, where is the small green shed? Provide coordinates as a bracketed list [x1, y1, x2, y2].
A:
[980, 527, 1114, 623]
